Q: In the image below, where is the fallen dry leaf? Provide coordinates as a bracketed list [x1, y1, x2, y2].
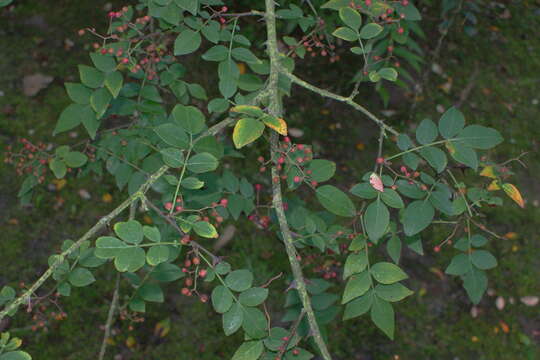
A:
[23, 73, 53, 96]
[520, 296, 539, 307]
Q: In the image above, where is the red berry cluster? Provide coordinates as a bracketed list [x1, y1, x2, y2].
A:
[179, 254, 209, 303]
[4, 139, 50, 181]
[268, 137, 319, 188]
[290, 31, 340, 63]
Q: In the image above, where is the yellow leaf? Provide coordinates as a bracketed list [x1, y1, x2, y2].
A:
[126, 336, 136, 348]
[487, 180, 500, 191]
[54, 179, 67, 190]
[143, 215, 153, 224]
[237, 62, 246, 75]
[355, 142, 365, 151]
[502, 183, 524, 208]
[499, 321, 510, 333]
[102, 193, 113, 203]
[503, 232, 518, 240]
[480, 166, 496, 179]
[154, 318, 171, 338]
[261, 115, 287, 136]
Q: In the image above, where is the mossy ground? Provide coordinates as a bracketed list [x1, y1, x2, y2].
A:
[0, 1, 538, 359]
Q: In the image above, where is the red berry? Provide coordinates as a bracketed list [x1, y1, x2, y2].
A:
[221, 6, 228, 12]
[100, 48, 107, 55]
[220, 198, 228, 207]
[198, 269, 207, 278]
[175, 206, 183, 212]
[376, 157, 385, 164]
[293, 349, 300, 355]
[165, 202, 173, 210]
[284, 137, 291, 143]
[192, 257, 200, 265]
[434, 246, 440, 253]
[181, 287, 191, 296]
[278, 157, 285, 164]
[255, 184, 262, 191]
[122, 58, 129, 64]
[297, 144, 304, 150]
[293, 176, 301, 183]
[397, 27, 405, 34]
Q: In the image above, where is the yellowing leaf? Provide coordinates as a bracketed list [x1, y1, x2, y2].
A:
[502, 183, 524, 208]
[154, 318, 171, 338]
[503, 232, 518, 240]
[102, 193, 113, 203]
[237, 62, 246, 75]
[480, 166, 496, 179]
[232, 118, 265, 149]
[230, 105, 264, 118]
[261, 115, 287, 136]
[126, 336, 137, 348]
[487, 180, 500, 191]
[143, 215, 153, 224]
[54, 179, 67, 190]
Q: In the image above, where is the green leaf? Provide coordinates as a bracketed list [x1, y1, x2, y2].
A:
[151, 263, 185, 282]
[223, 303, 243, 336]
[49, 158, 67, 179]
[439, 106, 465, 139]
[218, 59, 238, 98]
[380, 189, 404, 209]
[78, 65, 104, 88]
[445, 254, 470, 276]
[64, 152, 87, 168]
[343, 252, 368, 279]
[212, 285, 234, 313]
[187, 152, 218, 173]
[181, 177, 204, 189]
[359, 23, 383, 39]
[370, 262, 408, 284]
[375, 283, 413, 302]
[239, 287, 269, 307]
[174, 29, 202, 55]
[386, 235, 401, 264]
[95, 236, 127, 259]
[416, 118, 438, 145]
[0, 286, 16, 306]
[90, 87, 112, 118]
[90, 52, 116, 73]
[187, 83, 207, 100]
[462, 267, 487, 304]
[104, 71, 123, 98]
[193, 221, 218, 238]
[172, 104, 206, 134]
[225, 269, 253, 292]
[0, 351, 32, 360]
[114, 247, 146, 273]
[65, 83, 91, 104]
[471, 250, 497, 270]
[114, 220, 143, 244]
[447, 142, 478, 170]
[370, 296, 395, 339]
[202, 45, 229, 62]
[154, 123, 189, 149]
[364, 199, 389, 242]
[161, 147, 185, 168]
[230, 105, 265, 118]
[419, 146, 447, 173]
[146, 245, 169, 266]
[402, 200, 435, 236]
[137, 283, 164, 303]
[350, 183, 377, 199]
[68, 267, 95, 287]
[231, 341, 264, 360]
[321, 0, 349, 10]
[232, 47, 261, 64]
[176, 0, 198, 15]
[343, 291, 373, 320]
[339, 7, 362, 29]
[332, 27, 358, 41]
[307, 159, 336, 182]
[232, 118, 265, 149]
[316, 185, 356, 217]
[208, 98, 230, 113]
[143, 225, 161, 242]
[342, 271, 371, 304]
[378, 68, 398, 82]
[458, 125, 503, 149]
[242, 307, 267, 339]
[54, 104, 90, 135]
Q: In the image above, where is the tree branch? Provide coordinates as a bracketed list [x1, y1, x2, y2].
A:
[98, 274, 120, 360]
[265, 1, 333, 359]
[278, 68, 399, 136]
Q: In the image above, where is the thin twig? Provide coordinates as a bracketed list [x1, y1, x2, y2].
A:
[276, 309, 306, 359]
[98, 274, 120, 360]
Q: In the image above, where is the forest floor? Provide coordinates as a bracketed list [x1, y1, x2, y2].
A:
[0, 1, 539, 359]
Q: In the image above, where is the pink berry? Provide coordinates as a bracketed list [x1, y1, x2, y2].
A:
[293, 176, 301, 183]
[376, 157, 385, 164]
[165, 202, 173, 210]
[220, 198, 228, 207]
[255, 184, 262, 191]
[198, 269, 207, 278]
